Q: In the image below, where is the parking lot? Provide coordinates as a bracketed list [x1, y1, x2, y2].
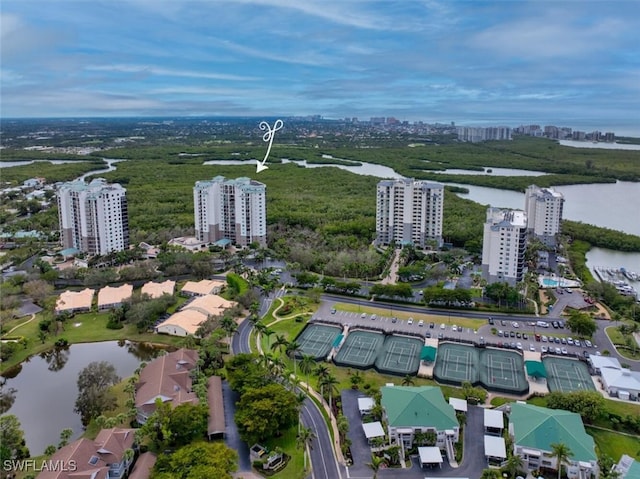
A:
[317, 301, 599, 361]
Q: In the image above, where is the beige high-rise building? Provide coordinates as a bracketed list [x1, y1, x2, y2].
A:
[376, 178, 443, 248]
[194, 176, 266, 248]
[482, 208, 528, 286]
[524, 185, 564, 247]
[57, 178, 129, 255]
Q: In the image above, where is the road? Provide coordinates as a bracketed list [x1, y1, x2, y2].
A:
[231, 290, 342, 479]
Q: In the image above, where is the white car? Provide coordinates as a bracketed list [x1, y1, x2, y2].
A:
[512, 322, 520, 328]
[516, 342, 523, 350]
[529, 344, 536, 352]
[440, 323, 446, 330]
[452, 325, 458, 332]
[408, 318, 414, 325]
[418, 320, 424, 327]
[585, 340, 593, 348]
[541, 346, 548, 353]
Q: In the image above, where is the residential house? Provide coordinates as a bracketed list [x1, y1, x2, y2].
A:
[135, 348, 199, 424]
[380, 386, 459, 452]
[36, 428, 135, 479]
[509, 403, 598, 478]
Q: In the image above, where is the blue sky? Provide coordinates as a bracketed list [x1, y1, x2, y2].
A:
[2, 0, 639, 134]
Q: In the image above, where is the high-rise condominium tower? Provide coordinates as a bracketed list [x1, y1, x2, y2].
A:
[376, 179, 444, 248]
[194, 176, 266, 248]
[57, 178, 129, 255]
[482, 208, 528, 286]
[524, 185, 564, 247]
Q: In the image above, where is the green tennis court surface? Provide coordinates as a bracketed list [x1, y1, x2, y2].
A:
[334, 330, 385, 369]
[375, 335, 423, 376]
[543, 356, 595, 393]
[295, 323, 342, 360]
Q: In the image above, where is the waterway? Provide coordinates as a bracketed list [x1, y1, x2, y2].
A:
[1, 341, 163, 456]
[450, 181, 640, 237]
[586, 247, 640, 299]
[429, 167, 546, 177]
[559, 140, 640, 151]
[202, 158, 403, 179]
[0, 160, 87, 168]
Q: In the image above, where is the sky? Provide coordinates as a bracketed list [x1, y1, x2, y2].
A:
[2, 0, 639, 135]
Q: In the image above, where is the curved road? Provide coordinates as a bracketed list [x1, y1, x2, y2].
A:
[231, 292, 342, 479]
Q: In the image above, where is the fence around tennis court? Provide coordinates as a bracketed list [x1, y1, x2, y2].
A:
[374, 335, 423, 376]
[434, 343, 529, 395]
[295, 323, 343, 360]
[543, 356, 595, 393]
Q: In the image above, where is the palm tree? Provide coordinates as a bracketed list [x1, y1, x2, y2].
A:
[315, 364, 330, 397]
[401, 374, 415, 386]
[262, 328, 275, 351]
[320, 373, 339, 412]
[480, 469, 501, 479]
[368, 454, 385, 478]
[271, 334, 289, 356]
[296, 426, 316, 471]
[286, 340, 302, 377]
[503, 454, 524, 478]
[220, 315, 238, 344]
[299, 354, 316, 391]
[550, 442, 574, 479]
[350, 371, 364, 389]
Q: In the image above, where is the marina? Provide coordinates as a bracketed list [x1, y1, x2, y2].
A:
[594, 267, 640, 299]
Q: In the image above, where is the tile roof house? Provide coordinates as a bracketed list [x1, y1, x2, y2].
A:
[97, 284, 133, 311]
[380, 386, 459, 451]
[180, 279, 225, 296]
[135, 348, 199, 424]
[509, 403, 598, 478]
[155, 294, 236, 337]
[140, 280, 175, 299]
[36, 428, 135, 479]
[55, 288, 95, 315]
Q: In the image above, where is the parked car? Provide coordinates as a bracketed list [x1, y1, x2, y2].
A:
[440, 323, 446, 329]
[391, 317, 397, 323]
[452, 325, 458, 332]
[408, 317, 414, 325]
[498, 330, 504, 337]
[523, 333, 528, 340]
[370, 314, 377, 320]
[585, 339, 593, 347]
[535, 333, 541, 341]
[488, 317, 494, 325]
[574, 339, 581, 347]
[429, 322, 435, 329]
[418, 320, 424, 327]
[529, 344, 536, 351]
[555, 347, 562, 355]
[331, 308, 337, 314]
[541, 346, 548, 353]
[561, 347, 568, 355]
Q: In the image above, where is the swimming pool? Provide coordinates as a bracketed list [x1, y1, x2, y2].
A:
[542, 278, 561, 287]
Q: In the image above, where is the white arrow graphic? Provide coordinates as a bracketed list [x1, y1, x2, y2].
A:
[256, 119, 283, 173]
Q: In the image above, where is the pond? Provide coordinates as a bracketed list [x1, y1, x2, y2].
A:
[1, 340, 166, 456]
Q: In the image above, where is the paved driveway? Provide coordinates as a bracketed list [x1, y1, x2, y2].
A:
[341, 389, 375, 479]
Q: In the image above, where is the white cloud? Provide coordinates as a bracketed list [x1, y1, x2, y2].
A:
[85, 64, 258, 82]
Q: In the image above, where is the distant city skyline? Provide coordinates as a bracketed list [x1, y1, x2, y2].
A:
[2, 1, 639, 136]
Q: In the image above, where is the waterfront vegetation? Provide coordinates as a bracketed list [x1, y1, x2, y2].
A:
[2, 135, 640, 474]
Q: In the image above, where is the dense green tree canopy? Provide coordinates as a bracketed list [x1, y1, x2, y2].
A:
[74, 361, 120, 426]
[234, 383, 300, 445]
[151, 441, 237, 479]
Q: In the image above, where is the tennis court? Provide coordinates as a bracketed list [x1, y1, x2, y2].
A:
[543, 357, 595, 393]
[434, 344, 529, 394]
[434, 343, 480, 384]
[481, 349, 527, 394]
[334, 330, 384, 369]
[295, 324, 342, 360]
[375, 335, 422, 376]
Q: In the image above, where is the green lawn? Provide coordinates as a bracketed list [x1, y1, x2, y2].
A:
[333, 302, 486, 330]
[605, 325, 640, 361]
[0, 310, 184, 373]
[587, 426, 640, 461]
[263, 425, 307, 479]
